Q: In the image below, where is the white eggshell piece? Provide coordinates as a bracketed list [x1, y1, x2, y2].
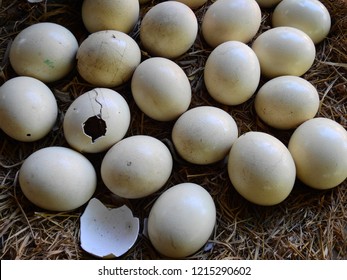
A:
[80, 198, 139, 258]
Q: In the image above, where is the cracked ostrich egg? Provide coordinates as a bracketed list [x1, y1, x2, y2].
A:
[76, 30, 141, 87]
[63, 88, 130, 153]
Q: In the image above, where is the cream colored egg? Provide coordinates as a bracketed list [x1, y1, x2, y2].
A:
[148, 183, 216, 258]
[288, 118, 347, 190]
[63, 88, 130, 153]
[228, 132, 296, 206]
[131, 57, 191, 121]
[9, 22, 78, 83]
[82, 0, 139, 34]
[252, 27, 316, 78]
[172, 106, 239, 165]
[202, 0, 261, 48]
[140, 1, 198, 58]
[19, 146, 97, 211]
[77, 30, 141, 87]
[101, 135, 173, 199]
[0, 76, 58, 142]
[204, 41, 260, 105]
[254, 76, 320, 129]
[272, 0, 331, 44]
[173, 0, 208, 9]
[255, 0, 282, 8]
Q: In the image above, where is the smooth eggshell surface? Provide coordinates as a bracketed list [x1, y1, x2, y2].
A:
[272, 0, 331, 44]
[148, 183, 216, 258]
[254, 76, 320, 129]
[131, 57, 191, 121]
[252, 27, 316, 78]
[82, 0, 139, 34]
[288, 118, 347, 190]
[202, 0, 261, 48]
[63, 88, 130, 153]
[9, 22, 78, 83]
[172, 106, 239, 165]
[228, 132, 296, 206]
[174, 0, 208, 9]
[19, 146, 97, 211]
[204, 41, 260, 105]
[101, 135, 173, 199]
[77, 30, 141, 87]
[0, 76, 58, 142]
[140, 1, 198, 58]
[80, 198, 139, 258]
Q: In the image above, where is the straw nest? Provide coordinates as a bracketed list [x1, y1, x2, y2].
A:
[0, 0, 346, 260]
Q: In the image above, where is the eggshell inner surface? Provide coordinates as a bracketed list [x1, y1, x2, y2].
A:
[228, 131, 296, 206]
[80, 198, 139, 258]
[288, 118, 347, 190]
[148, 183, 216, 258]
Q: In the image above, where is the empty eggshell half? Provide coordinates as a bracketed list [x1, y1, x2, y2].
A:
[63, 88, 131, 153]
[80, 198, 139, 258]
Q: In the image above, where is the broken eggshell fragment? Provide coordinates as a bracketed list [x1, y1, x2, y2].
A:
[63, 88, 130, 153]
[80, 198, 139, 259]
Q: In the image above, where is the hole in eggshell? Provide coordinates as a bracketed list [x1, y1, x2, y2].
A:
[82, 115, 107, 143]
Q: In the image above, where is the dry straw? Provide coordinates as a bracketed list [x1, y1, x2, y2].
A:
[0, 0, 346, 260]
